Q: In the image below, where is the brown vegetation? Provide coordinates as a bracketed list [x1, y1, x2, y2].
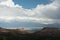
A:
[0, 27, 60, 40]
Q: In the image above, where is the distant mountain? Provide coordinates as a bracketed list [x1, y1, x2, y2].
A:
[26, 27, 43, 33]
[46, 23, 60, 28]
[0, 27, 43, 33]
[34, 27, 60, 37]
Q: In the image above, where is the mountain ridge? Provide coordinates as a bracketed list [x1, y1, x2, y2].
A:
[0, 27, 60, 40]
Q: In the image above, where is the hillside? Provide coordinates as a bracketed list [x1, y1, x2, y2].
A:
[0, 27, 60, 40]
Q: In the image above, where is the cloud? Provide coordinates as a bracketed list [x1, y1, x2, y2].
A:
[0, 0, 22, 7]
[0, 16, 54, 24]
[0, 0, 60, 28]
[0, 0, 7, 2]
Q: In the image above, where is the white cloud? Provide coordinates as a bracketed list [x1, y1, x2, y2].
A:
[0, 16, 54, 24]
[0, 0, 60, 25]
[0, 0, 7, 2]
[0, 0, 22, 8]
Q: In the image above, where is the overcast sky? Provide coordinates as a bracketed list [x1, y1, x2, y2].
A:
[0, 0, 60, 28]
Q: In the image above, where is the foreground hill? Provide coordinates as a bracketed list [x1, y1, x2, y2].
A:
[0, 27, 60, 40]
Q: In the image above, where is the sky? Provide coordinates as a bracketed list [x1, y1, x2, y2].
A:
[0, 0, 60, 29]
[13, 0, 53, 9]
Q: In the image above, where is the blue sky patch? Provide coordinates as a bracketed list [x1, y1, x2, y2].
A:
[13, 0, 53, 9]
